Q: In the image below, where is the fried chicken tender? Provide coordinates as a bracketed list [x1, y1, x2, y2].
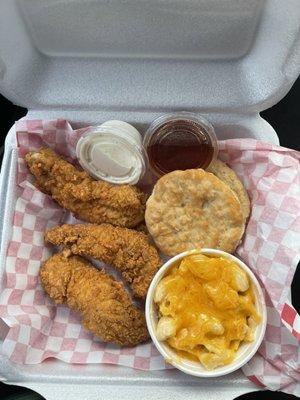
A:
[25, 148, 146, 228]
[40, 251, 149, 346]
[45, 224, 161, 299]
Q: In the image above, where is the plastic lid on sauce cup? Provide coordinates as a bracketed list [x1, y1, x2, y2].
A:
[76, 120, 146, 185]
[143, 112, 218, 177]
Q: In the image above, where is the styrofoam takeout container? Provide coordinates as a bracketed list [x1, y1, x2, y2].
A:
[0, 1, 299, 399]
[146, 249, 267, 378]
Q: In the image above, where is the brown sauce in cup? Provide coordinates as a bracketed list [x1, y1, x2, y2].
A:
[146, 119, 215, 176]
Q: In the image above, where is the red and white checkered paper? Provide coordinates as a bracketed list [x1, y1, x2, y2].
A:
[0, 119, 299, 395]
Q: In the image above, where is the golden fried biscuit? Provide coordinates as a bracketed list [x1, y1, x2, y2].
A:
[207, 159, 250, 221]
[145, 169, 245, 256]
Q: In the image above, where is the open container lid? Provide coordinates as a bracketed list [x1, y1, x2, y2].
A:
[0, 0, 299, 117]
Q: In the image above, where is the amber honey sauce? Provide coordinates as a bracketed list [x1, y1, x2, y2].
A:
[144, 114, 218, 177]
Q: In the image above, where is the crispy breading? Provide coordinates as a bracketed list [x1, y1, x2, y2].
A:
[40, 251, 149, 346]
[45, 224, 161, 299]
[25, 148, 147, 227]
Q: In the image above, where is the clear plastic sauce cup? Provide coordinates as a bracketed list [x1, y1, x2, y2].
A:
[143, 113, 218, 177]
[76, 120, 146, 185]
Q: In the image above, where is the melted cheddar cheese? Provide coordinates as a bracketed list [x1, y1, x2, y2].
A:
[154, 253, 261, 370]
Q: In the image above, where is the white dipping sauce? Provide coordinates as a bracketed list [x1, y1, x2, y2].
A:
[76, 120, 145, 185]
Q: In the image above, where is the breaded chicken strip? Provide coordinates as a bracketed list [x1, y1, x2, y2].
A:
[25, 148, 146, 228]
[40, 251, 149, 346]
[45, 224, 161, 299]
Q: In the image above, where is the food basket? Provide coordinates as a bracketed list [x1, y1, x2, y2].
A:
[0, 1, 299, 399]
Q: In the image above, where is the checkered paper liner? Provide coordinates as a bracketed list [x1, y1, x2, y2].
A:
[0, 119, 299, 395]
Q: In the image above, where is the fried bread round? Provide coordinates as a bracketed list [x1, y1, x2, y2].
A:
[145, 169, 245, 256]
[207, 159, 250, 221]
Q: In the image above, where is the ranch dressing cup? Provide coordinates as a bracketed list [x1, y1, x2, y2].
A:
[76, 120, 146, 185]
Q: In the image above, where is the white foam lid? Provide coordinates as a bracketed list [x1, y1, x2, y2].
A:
[0, 0, 299, 122]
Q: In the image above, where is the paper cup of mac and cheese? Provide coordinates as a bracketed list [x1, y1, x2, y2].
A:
[145, 249, 267, 378]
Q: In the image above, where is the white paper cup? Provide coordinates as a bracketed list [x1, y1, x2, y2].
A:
[145, 249, 267, 378]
